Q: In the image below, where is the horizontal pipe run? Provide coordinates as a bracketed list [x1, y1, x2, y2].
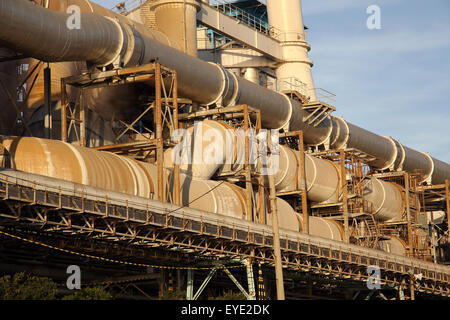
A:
[0, 0, 448, 185]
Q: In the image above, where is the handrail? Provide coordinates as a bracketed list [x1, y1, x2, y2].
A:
[1, 169, 450, 280]
[211, 0, 279, 38]
[111, 0, 283, 40]
[111, 0, 145, 13]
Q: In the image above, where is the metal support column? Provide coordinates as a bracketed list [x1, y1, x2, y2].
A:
[410, 275, 415, 301]
[79, 89, 86, 147]
[243, 105, 253, 221]
[298, 131, 309, 234]
[172, 71, 181, 206]
[340, 150, 349, 243]
[60, 79, 67, 142]
[267, 134, 285, 300]
[186, 269, 194, 300]
[404, 173, 414, 257]
[446, 179, 450, 253]
[44, 64, 52, 139]
[155, 63, 164, 201]
[257, 263, 266, 300]
[245, 260, 256, 300]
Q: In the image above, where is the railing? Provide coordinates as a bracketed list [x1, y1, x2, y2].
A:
[276, 77, 309, 97]
[311, 87, 336, 107]
[208, 0, 281, 39]
[111, 0, 145, 14]
[1, 169, 450, 289]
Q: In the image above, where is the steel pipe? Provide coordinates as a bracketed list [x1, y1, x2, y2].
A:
[0, 0, 448, 185]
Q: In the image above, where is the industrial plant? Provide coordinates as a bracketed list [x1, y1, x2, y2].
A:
[0, 0, 449, 300]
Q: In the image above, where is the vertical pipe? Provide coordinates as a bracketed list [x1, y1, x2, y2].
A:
[150, 0, 199, 56]
[340, 150, 349, 243]
[155, 63, 164, 201]
[267, 135, 285, 300]
[44, 64, 52, 139]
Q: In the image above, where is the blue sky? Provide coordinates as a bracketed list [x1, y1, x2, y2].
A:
[93, 0, 450, 162]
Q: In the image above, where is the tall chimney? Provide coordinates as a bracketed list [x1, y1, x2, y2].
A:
[149, 0, 200, 57]
[266, 0, 316, 100]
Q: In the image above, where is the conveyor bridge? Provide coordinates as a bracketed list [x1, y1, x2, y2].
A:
[0, 169, 449, 297]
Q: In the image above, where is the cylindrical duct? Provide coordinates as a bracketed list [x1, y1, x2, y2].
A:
[0, 0, 448, 184]
[344, 122, 397, 170]
[1, 136, 153, 197]
[164, 119, 240, 179]
[266, 0, 316, 100]
[296, 214, 343, 241]
[0, 1, 123, 66]
[0, 135, 248, 218]
[149, 0, 200, 56]
[401, 146, 434, 182]
[243, 68, 259, 84]
[378, 236, 407, 256]
[272, 145, 340, 203]
[362, 178, 403, 222]
[263, 197, 301, 232]
[431, 157, 450, 185]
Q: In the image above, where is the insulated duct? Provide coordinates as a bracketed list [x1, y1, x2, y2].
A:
[2, 135, 358, 241]
[0, 136, 249, 218]
[0, 0, 448, 184]
[165, 119, 403, 222]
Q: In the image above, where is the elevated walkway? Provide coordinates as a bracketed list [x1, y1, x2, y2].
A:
[113, 0, 283, 61]
[0, 169, 449, 297]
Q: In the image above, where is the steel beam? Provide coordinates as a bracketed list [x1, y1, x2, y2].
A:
[223, 268, 251, 300]
[193, 269, 216, 300]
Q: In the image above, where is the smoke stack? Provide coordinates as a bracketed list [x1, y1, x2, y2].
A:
[266, 0, 316, 100]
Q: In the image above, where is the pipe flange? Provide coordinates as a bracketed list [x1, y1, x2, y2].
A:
[380, 136, 398, 171]
[393, 139, 405, 171]
[203, 63, 227, 107]
[98, 17, 125, 68]
[421, 152, 434, 183]
[278, 93, 293, 131]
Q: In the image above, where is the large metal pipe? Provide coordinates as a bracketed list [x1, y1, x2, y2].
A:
[362, 178, 404, 222]
[1, 135, 416, 255]
[149, 0, 200, 56]
[168, 119, 406, 222]
[0, 136, 154, 197]
[0, 0, 329, 136]
[0, 136, 249, 218]
[0, 0, 448, 185]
